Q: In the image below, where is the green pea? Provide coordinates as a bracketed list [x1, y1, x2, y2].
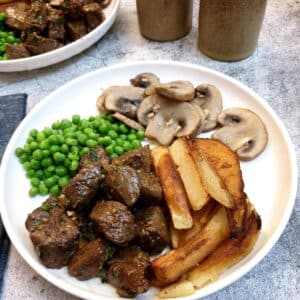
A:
[119, 134, 127, 140]
[58, 176, 69, 187]
[6, 35, 15, 44]
[130, 128, 137, 134]
[105, 115, 113, 122]
[38, 183, 49, 196]
[19, 154, 30, 163]
[45, 177, 57, 188]
[78, 134, 88, 145]
[40, 140, 50, 150]
[32, 149, 43, 160]
[61, 119, 72, 129]
[83, 127, 93, 135]
[110, 153, 118, 160]
[60, 144, 69, 154]
[56, 135, 65, 145]
[29, 187, 38, 197]
[136, 130, 145, 139]
[30, 141, 39, 151]
[88, 132, 98, 140]
[43, 127, 52, 137]
[50, 185, 60, 196]
[53, 152, 66, 162]
[108, 130, 118, 139]
[115, 138, 124, 147]
[30, 129, 38, 138]
[30, 159, 41, 170]
[86, 139, 98, 148]
[52, 121, 61, 130]
[105, 145, 114, 155]
[99, 123, 109, 134]
[42, 149, 51, 157]
[55, 166, 67, 176]
[112, 124, 119, 132]
[23, 161, 31, 171]
[72, 114, 81, 124]
[50, 145, 60, 154]
[88, 116, 95, 122]
[132, 140, 142, 149]
[26, 136, 34, 144]
[64, 131, 76, 139]
[70, 146, 79, 154]
[23, 144, 31, 154]
[35, 170, 44, 180]
[36, 132, 46, 142]
[80, 147, 90, 156]
[48, 135, 58, 145]
[123, 141, 132, 151]
[66, 138, 78, 146]
[46, 165, 55, 174]
[15, 147, 24, 157]
[81, 119, 91, 128]
[30, 177, 40, 187]
[68, 153, 79, 161]
[127, 133, 137, 141]
[41, 157, 52, 168]
[26, 169, 36, 178]
[118, 124, 128, 134]
[64, 159, 71, 169]
[0, 13, 7, 23]
[44, 169, 53, 178]
[92, 119, 101, 128]
[70, 160, 79, 171]
[114, 146, 124, 155]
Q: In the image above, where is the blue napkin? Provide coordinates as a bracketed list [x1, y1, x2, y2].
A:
[0, 94, 27, 294]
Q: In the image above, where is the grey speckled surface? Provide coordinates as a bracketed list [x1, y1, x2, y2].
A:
[1, 0, 300, 299]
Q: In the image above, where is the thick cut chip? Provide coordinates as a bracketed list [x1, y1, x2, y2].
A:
[159, 280, 195, 298]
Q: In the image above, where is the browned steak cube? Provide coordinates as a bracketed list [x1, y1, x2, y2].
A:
[6, 44, 31, 59]
[24, 33, 63, 55]
[107, 246, 150, 297]
[66, 19, 87, 41]
[89, 201, 136, 245]
[26, 0, 48, 32]
[5, 3, 29, 31]
[47, 7, 65, 41]
[25, 197, 79, 268]
[61, 163, 103, 211]
[136, 206, 170, 253]
[79, 147, 109, 169]
[82, 3, 105, 32]
[68, 238, 108, 280]
[104, 164, 140, 207]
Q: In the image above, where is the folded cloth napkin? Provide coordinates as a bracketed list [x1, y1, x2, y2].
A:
[0, 94, 27, 294]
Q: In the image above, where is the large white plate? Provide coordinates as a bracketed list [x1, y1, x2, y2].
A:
[0, 61, 297, 299]
[0, 0, 120, 72]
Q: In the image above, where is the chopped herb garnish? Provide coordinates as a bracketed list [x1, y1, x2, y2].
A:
[144, 212, 152, 220]
[112, 270, 120, 278]
[40, 204, 50, 212]
[104, 246, 116, 261]
[31, 220, 41, 227]
[50, 201, 58, 207]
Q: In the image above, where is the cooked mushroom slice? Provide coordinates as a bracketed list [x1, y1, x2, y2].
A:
[212, 108, 268, 161]
[113, 112, 145, 131]
[145, 97, 203, 145]
[130, 72, 160, 89]
[96, 92, 109, 115]
[155, 81, 195, 101]
[194, 84, 223, 132]
[137, 94, 160, 126]
[98, 86, 145, 119]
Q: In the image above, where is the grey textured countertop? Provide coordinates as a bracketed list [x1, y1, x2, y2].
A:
[1, 0, 299, 299]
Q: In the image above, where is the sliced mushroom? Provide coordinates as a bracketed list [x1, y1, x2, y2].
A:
[145, 96, 203, 145]
[194, 84, 223, 132]
[190, 100, 209, 134]
[212, 108, 268, 161]
[137, 94, 159, 126]
[96, 92, 109, 115]
[112, 112, 145, 131]
[155, 81, 195, 101]
[130, 72, 160, 89]
[97, 86, 144, 119]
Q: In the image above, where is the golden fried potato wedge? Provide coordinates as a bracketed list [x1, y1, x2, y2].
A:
[151, 147, 193, 229]
[170, 223, 180, 249]
[151, 146, 169, 170]
[169, 138, 210, 211]
[189, 138, 247, 238]
[159, 280, 195, 298]
[177, 199, 219, 247]
[151, 206, 230, 284]
[188, 208, 261, 288]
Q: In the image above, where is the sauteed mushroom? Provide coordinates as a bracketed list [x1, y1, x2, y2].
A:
[212, 108, 268, 160]
[130, 72, 160, 89]
[155, 81, 195, 101]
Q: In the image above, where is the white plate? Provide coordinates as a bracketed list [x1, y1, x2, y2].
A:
[0, 0, 120, 72]
[0, 61, 297, 300]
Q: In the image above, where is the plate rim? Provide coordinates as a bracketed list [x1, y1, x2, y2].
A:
[0, 0, 120, 72]
[0, 60, 298, 300]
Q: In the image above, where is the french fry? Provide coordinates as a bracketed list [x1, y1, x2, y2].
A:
[151, 147, 193, 230]
[159, 280, 195, 298]
[189, 139, 247, 238]
[177, 199, 219, 247]
[169, 138, 209, 211]
[188, 208, 261, 288]
[151, 207, 230, 284]
[170, 223, 180, 249]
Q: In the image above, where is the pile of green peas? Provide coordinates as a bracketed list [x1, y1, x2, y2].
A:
[15, 114, 144, 197]
[0, 13, 21, 60]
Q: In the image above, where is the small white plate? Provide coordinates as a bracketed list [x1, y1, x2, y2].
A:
[0, 0, 120, 72]
[0, 61, 297, 299]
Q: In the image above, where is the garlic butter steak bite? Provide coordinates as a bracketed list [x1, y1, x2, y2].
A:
[213, 108, 268, 161]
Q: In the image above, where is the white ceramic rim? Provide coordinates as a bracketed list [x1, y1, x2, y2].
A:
[0, 0, 120, 72]
[0, 60, 297, 299]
